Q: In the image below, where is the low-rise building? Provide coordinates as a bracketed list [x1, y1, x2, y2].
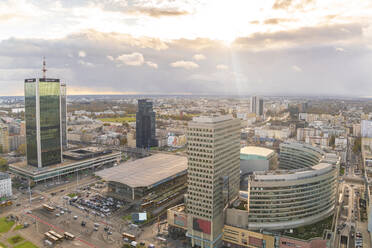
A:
[240, 146, 278, 174]
[9, 147, 120, 183]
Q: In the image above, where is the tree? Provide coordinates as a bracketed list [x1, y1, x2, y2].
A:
[329, 135, 336, 147]
[353, 137, 361, 154]
[122, 121, 129, 129]
[119, 137, 127, 146]
[0, 157, 7, 172]
[17, 144, 26, 156]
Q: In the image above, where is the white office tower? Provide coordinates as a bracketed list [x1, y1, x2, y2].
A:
[0, 172, 12, 198]
[186, 115, 241, 248]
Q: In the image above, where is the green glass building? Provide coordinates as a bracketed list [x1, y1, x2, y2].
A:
[25, 78, 63, 168]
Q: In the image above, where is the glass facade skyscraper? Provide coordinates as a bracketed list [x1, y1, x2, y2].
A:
[136, 99, 157, 149]
[25, 78, 63, 168]
[60, 83, 67, 149]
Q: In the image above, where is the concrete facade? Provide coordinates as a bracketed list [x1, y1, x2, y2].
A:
[186, 115, 241, 248]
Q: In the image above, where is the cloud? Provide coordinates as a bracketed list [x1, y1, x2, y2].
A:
[69, 30, 169, 51]
[170, 60, 199, 70]
[272, 0, 314, 10]
[78, 60, 95, 67]
[127, 7, 190, 18]
[78, 51, 86, 58]
[116, 52, 144, 66]
[263, 18, 295, 25]
[335, 47, 345, 52]
[233, 23, 363, 50]
[146, 61, 158, 69]
[97, 0, 193, 18]
[193, 54, 206, 61]
[292, 65, 302, 72]
[106, 55, 114, 61]
[272, 0, 293, 10]
[0, 28, 371, 97]
[0, 13, 22, 22]
[216, 64, 229, 70]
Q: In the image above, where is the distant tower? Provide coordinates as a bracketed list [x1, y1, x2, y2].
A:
[251, 96, 264, 116]
[42, 56, 47, 79]
[136, 99, 157, 149]
[24, 58, 66, 167]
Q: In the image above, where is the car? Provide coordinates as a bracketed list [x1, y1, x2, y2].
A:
[94, 227, 98, 231]
[56, 213, 60, 217]
[81, 221, 86, 226]
[74, 216, 78, 220]
[60, 211, 64, 215]
[16, 203, 21, 206]
[94, 223, 100, 227]
[26, 210, 32, 214]
[60, 189, 64, 192]
[51, 192, 56, 196]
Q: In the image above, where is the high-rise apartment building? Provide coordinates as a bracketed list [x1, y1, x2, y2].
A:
[250, 96, 264, 116]
[136, 99, 157, 149]
[25, 78, 63, 167]
[186, 115, 241, 248]
[0, 124, 9, 153]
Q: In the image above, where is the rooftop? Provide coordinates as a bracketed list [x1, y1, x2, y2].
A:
[192, 115, 232, 123]
[10, 148, 120, 174]
[63, 147, 112, 161]
[240, 146, 275, 158]
[253, 163, 336, 181]
[96, 154, 187, 188]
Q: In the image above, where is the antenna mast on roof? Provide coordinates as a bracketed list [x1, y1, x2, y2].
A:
[42, 56, 47, 79]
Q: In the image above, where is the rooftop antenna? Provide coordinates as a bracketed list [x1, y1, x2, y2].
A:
[42, 56, 47, 79]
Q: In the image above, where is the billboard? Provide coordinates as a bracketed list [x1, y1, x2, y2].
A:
[249, 236, 263, 247]
[174, 213, 187, 227]
[193, 218, 211, 234]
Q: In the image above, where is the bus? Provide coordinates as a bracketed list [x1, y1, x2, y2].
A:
[64, 232, 75, 240]
[43, 204, 55, 212]
[122, 232, 136, 241]
[44, 232, 58, 243]
[48, 230, 63, 241]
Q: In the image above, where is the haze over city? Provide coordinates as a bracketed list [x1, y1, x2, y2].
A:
[0, 0, 372, 96]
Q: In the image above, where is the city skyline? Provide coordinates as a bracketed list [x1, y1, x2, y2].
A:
[0, 0, 371, 97]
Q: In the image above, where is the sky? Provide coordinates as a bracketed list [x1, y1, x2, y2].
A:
[0, 0, 372, 96]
